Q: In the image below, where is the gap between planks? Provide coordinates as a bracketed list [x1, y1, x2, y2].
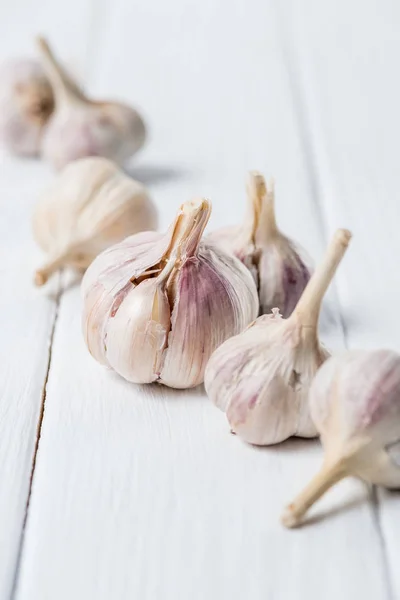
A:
[10, 283, 62, 600]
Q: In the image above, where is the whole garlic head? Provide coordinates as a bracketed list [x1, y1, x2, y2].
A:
[37, 37, 146, 170]
[205, 229, 352, 445]
[33, 156, 157, 285]
[208, 172, 311, 317]
[0, 58, 54, 156]
[82, 198, 259, 389]
[282, 349, 400, 528]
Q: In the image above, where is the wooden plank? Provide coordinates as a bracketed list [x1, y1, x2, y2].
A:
[277, 0, 400, 597]
[0, 2, 93, 596]
[14, 1, 389, 598]
[0, 158, 58, 599]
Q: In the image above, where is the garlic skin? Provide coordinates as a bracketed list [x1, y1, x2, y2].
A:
[205, 229, 352, 445]
[282, 349, 400, 528]
[33, 156, 157, 286]
[0, 58, 53, 156]
[82, 199, 259, 389]
[208, 172, 311, 317]
[37, 37, 146, 170]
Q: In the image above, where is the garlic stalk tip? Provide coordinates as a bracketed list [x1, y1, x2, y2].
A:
[208, 171, 312, 318]
[281, 461, 347, 528]
[36, 35, 84, 105]
[293, 228, 352, 329]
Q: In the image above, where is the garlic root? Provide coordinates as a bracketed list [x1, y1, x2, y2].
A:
[0, 57, 54, 156]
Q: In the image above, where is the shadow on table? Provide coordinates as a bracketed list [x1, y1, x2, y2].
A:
[124, 163, 189, 186]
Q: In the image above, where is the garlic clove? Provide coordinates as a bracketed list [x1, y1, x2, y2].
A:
[36, 37, 146, 170]
[33, 156, 158, 286]
[205, 229, 352, 445]
[281, 349, 400, 528]
[0, 58, 54, 156]
[208, 172, 312, 318]
[82, 198, 259, 389]
[105, 278, 171, 383]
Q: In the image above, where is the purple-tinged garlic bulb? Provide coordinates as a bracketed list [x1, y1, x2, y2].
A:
[33, 156, 157, 286]
[82, 198, 259, 389]
[208, 172, 311, 317]
[205, 229, 352, 445]
[0, 58, 54, 156]
[282, 349, 400, 528]
[37, 37, 146, 170]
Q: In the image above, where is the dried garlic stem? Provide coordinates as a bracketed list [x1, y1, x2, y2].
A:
[244, 172, 277, 243]
[36, 36, 84, 105]
[281, 461, 347, 528]
[293, 229, 351, 329]
[167, 198, 211, 260]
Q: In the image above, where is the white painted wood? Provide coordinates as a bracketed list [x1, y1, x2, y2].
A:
[0, 2, 93, 597]
[11, 1, 391, 599]
[0, 156, 58, 600]
[277, 0, 400, 597]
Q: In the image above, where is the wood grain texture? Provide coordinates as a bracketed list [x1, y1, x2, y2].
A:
[10, 1, 393, 599]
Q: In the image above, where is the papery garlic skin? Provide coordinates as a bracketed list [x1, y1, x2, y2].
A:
[208, 172, 311, 317]
[33, 156, 157, 285]
[282, 350, 400, 528]
[205, 309, 328, 444]
[82, 199, 259, 389]
[37, 37, 145, 170]
[205, 229, 352, 445]
[0, 59, 53, 156]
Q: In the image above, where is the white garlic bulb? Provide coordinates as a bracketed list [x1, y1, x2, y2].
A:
[282, 349, 400, 528]
[0, 58, 53, 156]
[208, 172, 311, 317]
[33, 156, 157, 286]
[82, 198, 259, 389]
[204, 229, 352, 445]
[36, 37, 146, 170]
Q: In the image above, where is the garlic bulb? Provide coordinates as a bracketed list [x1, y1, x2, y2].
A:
[0, 58, 53, 156]
[204, 229, 352, 445]
[33, 156, 157, 286]
[82, 198, 259, 389]
[282, 349, 400, 528]
[36, 37, 146, 170]
[208, 172, 311, 317]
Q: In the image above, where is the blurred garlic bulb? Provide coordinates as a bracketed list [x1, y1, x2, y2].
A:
[82, 198, 258, 389]
[282, 350, 400, 528]
[33, 156, 157, 286]
[205, 229, 352, 445]
[0, 58, 53, 156]
[208, 172, 311, 317]
[36, 37, 146, 170]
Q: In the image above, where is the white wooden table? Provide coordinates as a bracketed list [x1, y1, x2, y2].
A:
[1, 1, 399, 598]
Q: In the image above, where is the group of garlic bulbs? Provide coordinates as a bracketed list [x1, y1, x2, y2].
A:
[32, 155, 400, 528]
[0, 37, 145, 168]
